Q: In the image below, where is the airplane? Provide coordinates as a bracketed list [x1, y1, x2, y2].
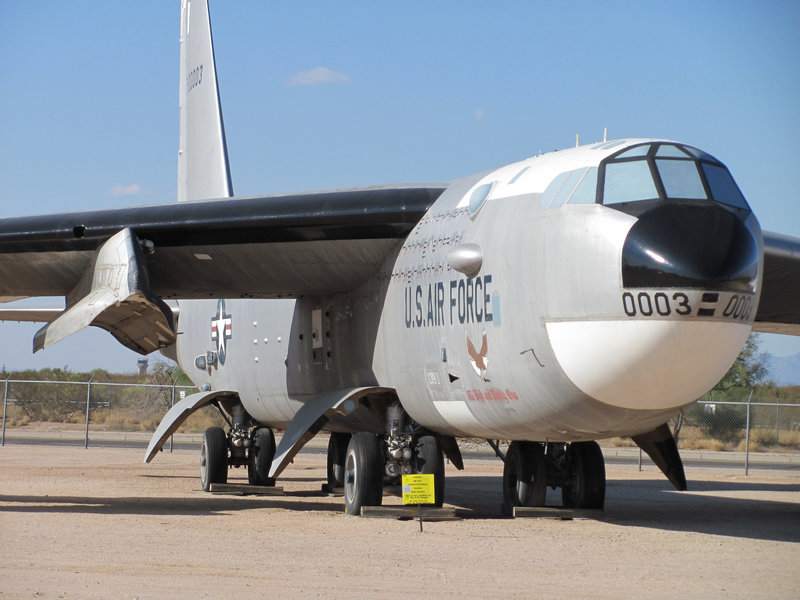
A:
[1, 0, 798, 515]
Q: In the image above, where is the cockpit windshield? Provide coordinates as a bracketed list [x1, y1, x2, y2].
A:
[597, 143, 750, 211]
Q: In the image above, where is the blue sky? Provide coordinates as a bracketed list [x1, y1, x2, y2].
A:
[1, 0, 798, 373]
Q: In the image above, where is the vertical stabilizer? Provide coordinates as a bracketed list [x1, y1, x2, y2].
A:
[178, 0, 233, 202]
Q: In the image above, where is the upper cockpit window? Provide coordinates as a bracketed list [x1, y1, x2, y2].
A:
[615, 145, 651, 159]
[598, 142, 749, 212]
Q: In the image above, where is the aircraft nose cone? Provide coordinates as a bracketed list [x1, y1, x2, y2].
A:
[621, 204, 758, 292]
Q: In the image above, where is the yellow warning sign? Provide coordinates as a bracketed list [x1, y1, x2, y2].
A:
[402, 473, 436, 505]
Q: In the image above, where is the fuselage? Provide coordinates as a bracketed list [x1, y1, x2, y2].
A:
[175, 139, 759, 442]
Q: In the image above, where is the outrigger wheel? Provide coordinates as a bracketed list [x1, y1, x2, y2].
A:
[200, 426, 228, 491]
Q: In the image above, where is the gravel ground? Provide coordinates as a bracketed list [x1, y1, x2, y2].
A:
[1, 443, 798, 599]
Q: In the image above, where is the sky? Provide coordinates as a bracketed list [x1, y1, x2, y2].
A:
[0, 0, 798, 373]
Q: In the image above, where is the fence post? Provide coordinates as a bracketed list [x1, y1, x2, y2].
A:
[2, 376, 9, 446]
[744, 388, 753, 476]
[169, 381, 176, 453]
[84, 374, 96, 449]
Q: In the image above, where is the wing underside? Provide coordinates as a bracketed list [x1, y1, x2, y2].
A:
[0, 185, 444, 353]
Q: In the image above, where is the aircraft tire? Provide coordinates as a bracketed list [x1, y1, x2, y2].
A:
[561, 441, 606, 509]
[414, 435, 445, 508]
[248, 427, 276, 486]
[326, 432, 351, 489]
[201, 426, 228, 491]
[502, 441, 546, 512]
[343, 432, 384, 515]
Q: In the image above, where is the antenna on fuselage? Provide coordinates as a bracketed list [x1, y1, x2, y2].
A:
[603, 127, 607, 142]
[576, 133, 580, 148]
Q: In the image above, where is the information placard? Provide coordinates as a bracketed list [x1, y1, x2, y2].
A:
[401, 473, 436, 505]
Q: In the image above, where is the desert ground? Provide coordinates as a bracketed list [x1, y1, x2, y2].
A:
[1, 442, 798, 599]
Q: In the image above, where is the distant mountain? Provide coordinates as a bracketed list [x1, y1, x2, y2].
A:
[767, 353, 800, 386]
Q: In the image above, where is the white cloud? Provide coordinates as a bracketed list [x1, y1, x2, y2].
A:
[474, 108, 486, 120]
[108, 184, 145, 197]
[286, 66, 351, 87]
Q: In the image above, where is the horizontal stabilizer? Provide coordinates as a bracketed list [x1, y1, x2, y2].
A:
[0, 307, 62, 323]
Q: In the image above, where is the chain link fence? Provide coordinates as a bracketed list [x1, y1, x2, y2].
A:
[0, 377, 225, 448]
[2, 378, 798, 474]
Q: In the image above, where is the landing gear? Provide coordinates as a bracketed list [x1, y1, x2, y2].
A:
[560, 441, 605, 509]
[502, 441, 546, 512]
[342, 402, 448, 515]
[326, 432, 351, 490]
[414, 434, 445, 508]
[500, 440, 606, 511]
[200, 426, 228, 491]
[343, 432, 384, 515]
[248, 427, 276, 486]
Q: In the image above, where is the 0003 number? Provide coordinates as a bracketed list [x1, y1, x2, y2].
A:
[622, 292, 691, 317]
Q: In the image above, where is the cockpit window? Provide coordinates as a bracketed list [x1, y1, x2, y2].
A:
[568, 167, 598, 204]
[702, 163, 749, 209]
[541, 168, 587, 207]
[597, 142, 750, 212]
[655, 145, 690, 158]
[603, 161, 658, 204]
[656, 159, 706, 200]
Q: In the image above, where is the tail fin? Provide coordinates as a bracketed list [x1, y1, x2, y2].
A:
[178, 0, 233, 202]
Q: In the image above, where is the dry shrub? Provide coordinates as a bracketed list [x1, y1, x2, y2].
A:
[680, 438, 726, 451]
[610, 437, 637, 448]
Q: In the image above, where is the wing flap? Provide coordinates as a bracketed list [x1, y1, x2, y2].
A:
[753, 231, 800, 335]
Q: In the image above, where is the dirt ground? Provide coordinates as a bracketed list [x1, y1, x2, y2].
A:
[1, 443, 798, 600]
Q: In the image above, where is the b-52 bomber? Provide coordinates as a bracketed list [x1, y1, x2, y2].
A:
[1, 0, 798, 515]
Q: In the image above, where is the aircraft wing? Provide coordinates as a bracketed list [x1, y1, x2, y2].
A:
[0, 185, 443, 298]
[752, 231, 800, 336]
[0, 185, 444, 353]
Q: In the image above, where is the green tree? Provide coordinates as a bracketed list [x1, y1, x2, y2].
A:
[713, 333, 770, 392]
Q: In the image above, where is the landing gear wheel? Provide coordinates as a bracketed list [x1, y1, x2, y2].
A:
[201, 426, 228, 491]
[248, 427, 276, 486]
[327, 432, 351, 489]
[502, 441, 546, 513]
[561, 441, 606, 509]
[343, 432, 384, 515]
[414, 434, 445, 508]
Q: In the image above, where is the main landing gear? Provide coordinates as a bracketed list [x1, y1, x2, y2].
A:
[332, 402, 448, 515]
[200, 403, 276, 491]
[502, 441, 606, 513]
